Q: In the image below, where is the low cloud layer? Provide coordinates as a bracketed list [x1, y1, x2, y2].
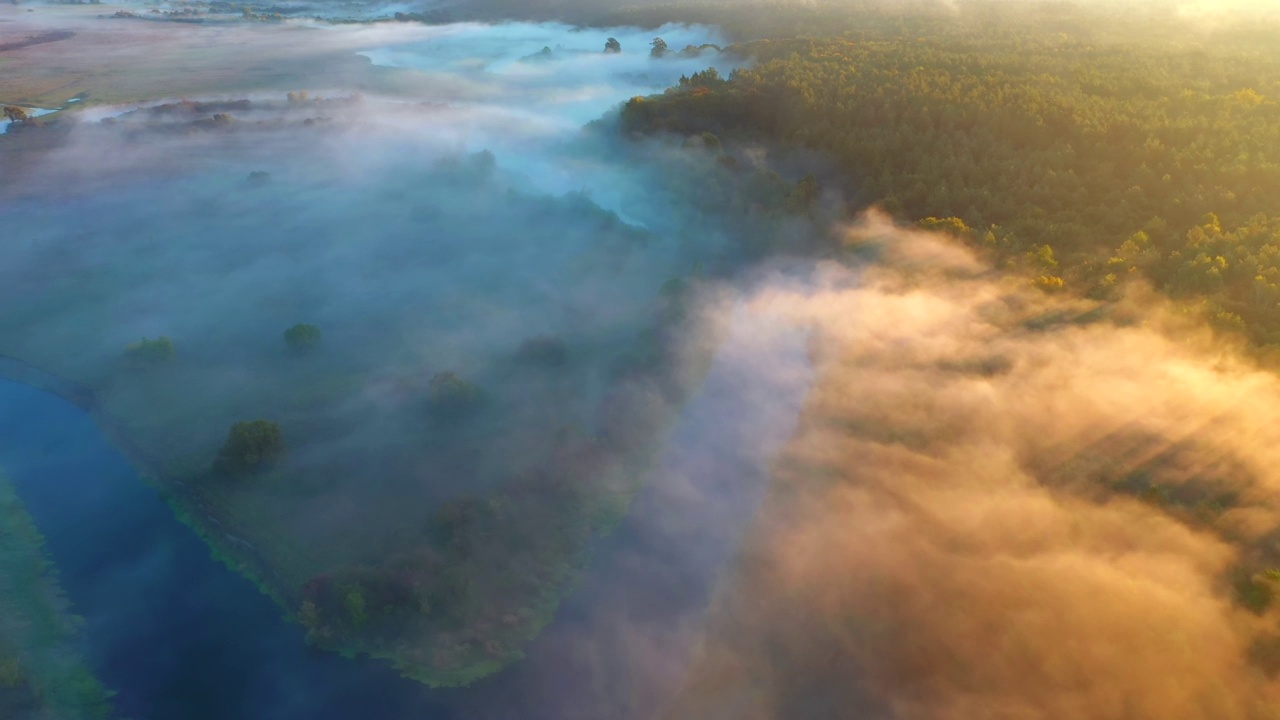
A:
[0, 19, 739, 484]
[666, 211, 1280, 720]
[0, 21, 753, 700]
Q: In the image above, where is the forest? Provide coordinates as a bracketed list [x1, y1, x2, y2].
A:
[619, 1, 1280, 348]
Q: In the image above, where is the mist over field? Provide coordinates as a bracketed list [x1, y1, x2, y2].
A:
[0, 18, 740, 490]
[663, 213, 1280, 719]
[0, 14, 795, 704]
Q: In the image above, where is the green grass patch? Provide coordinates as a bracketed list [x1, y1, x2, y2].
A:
[0, 471, 114, 720]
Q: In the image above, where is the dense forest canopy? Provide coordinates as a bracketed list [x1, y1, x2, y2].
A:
[619, 0, 1280, 347]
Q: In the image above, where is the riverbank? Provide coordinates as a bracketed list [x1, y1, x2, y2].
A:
[0, 279, 812, 719]
[0, 273, 732, 688]
[0, 354, 288, 605]
[0, 378, 462, 719]
[0, 470, 114, 720]
[0, 7, 796, 688]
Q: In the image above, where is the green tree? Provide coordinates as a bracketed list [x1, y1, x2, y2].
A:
[427, 372, 481, 415]
[604, 37, 621, 54]
[786, 175, 820, 213]
[650, 37, 668, 58]
[516, 335, 568, 366]
[283, 323, 322, 353]
[215, 420, 285, 475]
[343, 587, 368, 627]
[297, 600, 320, 629]
[124, 336, 175, 368]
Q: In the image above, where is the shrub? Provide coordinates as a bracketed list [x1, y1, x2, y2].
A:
[302, 566, 419, 630]
[1034, 275, 1066, 292]
[515, 335, 568, 367]
[0, 657, 23, 688]
[297, 600, 321, 629]
[427, 372, 481, 416]
[1235, 572, 1276, 615]
[343, 587, 367, 627]
[215, 419, 285, 475]
[124, 336, 175, 368]
[283, 323, 322, 353]
[1249, 633, 1280, 676]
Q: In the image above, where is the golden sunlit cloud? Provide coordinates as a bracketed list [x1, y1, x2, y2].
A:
[666, 210, 1280, 720]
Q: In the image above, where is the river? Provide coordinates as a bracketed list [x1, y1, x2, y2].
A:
[0, 296, 811, 720]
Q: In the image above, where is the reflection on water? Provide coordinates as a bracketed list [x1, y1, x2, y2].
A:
[0, 107, 56, 134]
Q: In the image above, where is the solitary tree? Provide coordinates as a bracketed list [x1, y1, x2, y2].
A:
[604, 37, 621, 53]
[427, 371, 481, 416]
[215, 420, 285, 475]
[283, 323, 322, 353]
[124, 336, 175, 368]
[650, 37, 668, 58]
[3, 106, 28, 123]
[516, 335, 568, 367]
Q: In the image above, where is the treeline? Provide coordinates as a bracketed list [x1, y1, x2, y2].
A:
[619, 4, 1280, 345]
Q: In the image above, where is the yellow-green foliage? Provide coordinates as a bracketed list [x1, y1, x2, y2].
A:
[343, 587, 367, 627]
[123, 336, 175, 368]
[0, 657, 23, 688]
[621, 4, 1280, 342]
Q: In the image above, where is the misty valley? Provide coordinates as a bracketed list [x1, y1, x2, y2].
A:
[2, 17, 775, 692]
[3, 1, 1280, 719]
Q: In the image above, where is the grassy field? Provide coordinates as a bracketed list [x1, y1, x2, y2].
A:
[0, 4, 431, 109]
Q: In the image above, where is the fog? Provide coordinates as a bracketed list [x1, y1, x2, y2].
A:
[663, 212, 1280, 719]
[10, 2, 1280, 717]
[0, 11, 850, 713]
[0, 21, 778, 693]
[0, 17, 742, 496]
[450, 281, 816, 719]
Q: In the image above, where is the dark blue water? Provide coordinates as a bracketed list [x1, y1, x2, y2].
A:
[0, 379, 452, 720]
[0, 308, 810, 720]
